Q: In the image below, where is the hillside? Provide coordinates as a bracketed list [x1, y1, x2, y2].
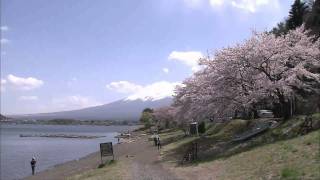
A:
[9, 97, 173, 121]
[169, 129, 320, 180]
[157, 114, 320, 179]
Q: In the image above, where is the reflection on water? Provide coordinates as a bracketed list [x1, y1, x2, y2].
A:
[0, 124, 136, 180]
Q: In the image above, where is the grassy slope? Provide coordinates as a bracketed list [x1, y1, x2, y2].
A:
[171, 130, 320, 180]
[67, 160, 129, 180]
[218, 129, 320, 179]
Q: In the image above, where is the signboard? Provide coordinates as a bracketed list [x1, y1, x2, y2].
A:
[189, 122, 198, 135]
[100, 142, 114, 163]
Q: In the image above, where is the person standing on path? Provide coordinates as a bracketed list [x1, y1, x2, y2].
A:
[30, 157, 36, 175]
[153, 134, 158, 146]
[157, 136, 161, 150]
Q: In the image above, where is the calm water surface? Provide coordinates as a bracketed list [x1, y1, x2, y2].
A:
[0, 124, 136, 180]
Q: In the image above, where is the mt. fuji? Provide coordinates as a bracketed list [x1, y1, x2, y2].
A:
[9, 97, 173, 121]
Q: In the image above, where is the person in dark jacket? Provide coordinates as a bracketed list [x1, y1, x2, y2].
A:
[30, 157, 36, 175]
[153, 134, 158, 146]
[157, 136, 161, 150]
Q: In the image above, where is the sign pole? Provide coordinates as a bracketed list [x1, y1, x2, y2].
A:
[101, 153, 103, 164]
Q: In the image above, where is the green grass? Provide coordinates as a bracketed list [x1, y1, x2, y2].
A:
[97, 159, 116, 168]
[209, 119, 249, 141]
[68, 160, 128, 180]
[280, 167, 301, 180]
[161, 113, 320, 178]
[163, 136, 199, 153]
[160, 119, 251, 164]
[159, 129, 185, 143]
[171, 130, 320, 180]
[205, 123, 227, 136]
[219, 130, 320, 179]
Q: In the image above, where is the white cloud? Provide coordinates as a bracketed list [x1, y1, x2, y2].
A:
[209, 0, 224, 6]
[163, 68, 169, 74]
[1, 79, 7, 92]
[1, 79, 6, 84]
[1, 38, 9, 44]
[127, 81, 181, 101]
[106, 81, 143, 94]
[107, 81, 181, 101]
[7, 74, 44, 90]
[19, 96, 38, 101]
[168, 51, 203, 72]
[183, 0, 204, 8]
[0, 26, 9, 32]
[52, 95, 102, 111]
[181, 0, 280, 13]
[230, 0, 279, 13]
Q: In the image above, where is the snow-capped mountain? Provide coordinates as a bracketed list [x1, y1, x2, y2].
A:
[9, 97, 173, 121]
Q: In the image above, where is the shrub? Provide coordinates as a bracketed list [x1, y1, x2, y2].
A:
[281, 167, 300, 180]
[198, 121, 206, 134]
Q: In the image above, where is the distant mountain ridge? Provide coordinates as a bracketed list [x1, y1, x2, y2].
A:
[1, 114, 8, 120]
[9, 97, 173, 121]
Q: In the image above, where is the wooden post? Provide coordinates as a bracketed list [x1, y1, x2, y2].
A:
[196, 142, 198, 160]
[100, 151, 103, 164]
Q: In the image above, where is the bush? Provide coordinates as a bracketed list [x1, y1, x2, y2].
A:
[281, 167, 300, 179]
[198, 121, 206, 134]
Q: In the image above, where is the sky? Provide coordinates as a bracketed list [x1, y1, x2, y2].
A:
[0, 0, 293, 115]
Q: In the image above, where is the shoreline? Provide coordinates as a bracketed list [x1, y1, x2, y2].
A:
[24, 131, 140, 180]
[24, 150, 102, 180]
[1, 121, 140, 127]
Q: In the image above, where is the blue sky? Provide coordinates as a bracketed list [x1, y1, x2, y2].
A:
[0, 0, 292, 114]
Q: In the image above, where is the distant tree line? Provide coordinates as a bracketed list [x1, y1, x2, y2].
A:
[271, 0, 320, 38]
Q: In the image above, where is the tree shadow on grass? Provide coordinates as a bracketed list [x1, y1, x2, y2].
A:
[164, 128, 320, 168]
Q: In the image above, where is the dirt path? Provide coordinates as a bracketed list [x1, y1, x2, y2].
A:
[123, 135, 179, 180]
[25, 132, 179, 180]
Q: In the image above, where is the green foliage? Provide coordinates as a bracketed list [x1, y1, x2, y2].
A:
[140, 108, 154, 128]
[281, 167, 300, 180]
[305, 0, 320, 37]
[287, 0, 308, 30]
[198, 121, 206, 134]
[271, 0, 311, 36]
[271, 22, 289, 36]
[142, 108, 153, 113]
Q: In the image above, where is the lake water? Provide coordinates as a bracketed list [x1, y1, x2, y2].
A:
[0, 124, 137, 180]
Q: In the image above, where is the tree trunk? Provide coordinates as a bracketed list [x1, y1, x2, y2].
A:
[279, 95, 292, 120]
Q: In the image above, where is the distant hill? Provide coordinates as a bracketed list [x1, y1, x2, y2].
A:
[9, 97, 173, 121]
[0, 114, 8, 120]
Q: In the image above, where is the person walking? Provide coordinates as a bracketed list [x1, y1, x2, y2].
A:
[30, 157, 36, 175]
[157, 136, 161, 150]
[153, 134, 158, 146]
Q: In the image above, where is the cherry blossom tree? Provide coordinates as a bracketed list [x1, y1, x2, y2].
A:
[153, 106, 178, 129]
[173, 26, 320, 123]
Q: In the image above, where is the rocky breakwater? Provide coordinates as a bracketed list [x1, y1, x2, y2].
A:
[19, 134, 106, 139]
